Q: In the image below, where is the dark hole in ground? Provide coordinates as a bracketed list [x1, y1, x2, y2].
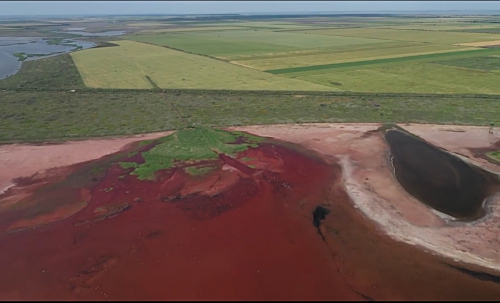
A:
[312, 206, 330, 242]
[384, 129, 500, 221]
[312, 205, 330, 229]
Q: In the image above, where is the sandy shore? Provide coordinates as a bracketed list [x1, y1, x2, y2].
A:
[0, 131, 173, 194]
[229, 123, 500, 273]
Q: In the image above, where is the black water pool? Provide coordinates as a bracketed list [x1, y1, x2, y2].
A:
[385, 129, 500, 220]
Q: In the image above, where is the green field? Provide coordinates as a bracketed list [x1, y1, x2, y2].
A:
[3, 89, 500, 143]
[124, 30, 387, 58]
[286, 60, 500, 94]
[70, 40, 333, 90]
[230, 42, 472, 70]
[4, 14, 500, 145]
[372, 23, 500, 31]
[298, 28, 500, 44]
[432, 56, 500, 71]
[265, 48, 493, 74]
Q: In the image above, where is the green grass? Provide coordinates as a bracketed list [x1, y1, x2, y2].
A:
[175, 93, 500, 126]
[289, 61, 500, 94]
[4, 90, 500, 144]
[486, 151, 500, 162]
[432, 56, 500, 71]
[44, 37, 65, 45]
[119, 162, 139, 169]
[230, 41, 470, 70]
[0, 54, 85, 90]
[120, 127, 264, 180]
[126, 33, 297, 57]
[184, 166, 217, 176]
[266, 48, 495, 74]
[0, 90, 184, 143]
[13, 52, 27, 61]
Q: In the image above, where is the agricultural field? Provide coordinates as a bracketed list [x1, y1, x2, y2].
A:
[119, 17, 500, 94]
[70, 40, 333, 90]
[371, 22, 500, 31]
[294, 27, 500, 44]
[280, 52, 500, 94]
[231, 42, 473, 70]
[2, 14, 500, 140]
[125, 30, 387, 58]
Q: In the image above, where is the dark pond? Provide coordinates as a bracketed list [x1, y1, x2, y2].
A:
[385, 129, 500, 221]
[0, 37, 95, 79]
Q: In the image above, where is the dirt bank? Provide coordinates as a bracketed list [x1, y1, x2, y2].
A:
[230, 123, 500, 281]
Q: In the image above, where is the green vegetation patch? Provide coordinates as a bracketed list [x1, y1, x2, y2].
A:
[455, 28, 500, 34]
[13, 52, 28, 61]
[0, 90, 184, 143]
[432, 56, 500, 71]
[120, 127, 264, 180]
[0, 54, 85, 90]
[119, 162, 139, 169]
[184, 166, 217, 176]
[486, 151, 500, 162]
[44, 37, 65, 45]
[5, 90, 500, 144]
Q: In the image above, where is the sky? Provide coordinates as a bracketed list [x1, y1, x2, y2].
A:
[1, 1, 500, 16]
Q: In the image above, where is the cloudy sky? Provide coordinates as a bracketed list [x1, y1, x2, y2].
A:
[1, 1, 499, 16]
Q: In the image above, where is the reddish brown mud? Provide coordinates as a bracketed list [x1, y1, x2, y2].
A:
[0, 139, 361, 300]
[3, 125, 500, 300]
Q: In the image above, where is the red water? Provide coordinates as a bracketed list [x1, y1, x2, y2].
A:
[0, 142, 359, 300]
[2, 139, 500, 300]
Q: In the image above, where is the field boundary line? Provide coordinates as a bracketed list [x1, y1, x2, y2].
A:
[163, 92, 189, 127]
[124, 39, 306, 75]
[125, 39, 232, 63]
[145, 75, 159, 89]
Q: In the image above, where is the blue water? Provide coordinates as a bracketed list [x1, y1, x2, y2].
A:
[0, 37, 96, 80]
